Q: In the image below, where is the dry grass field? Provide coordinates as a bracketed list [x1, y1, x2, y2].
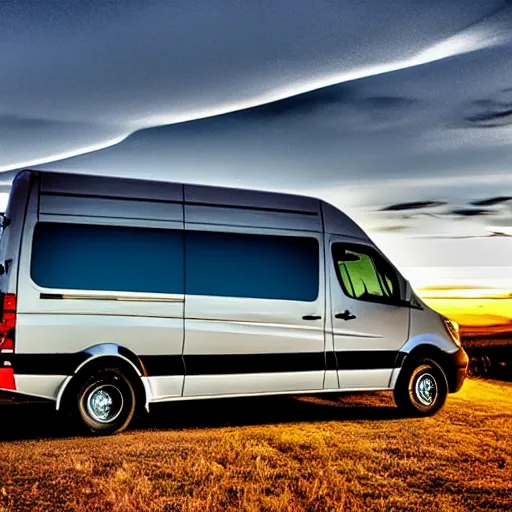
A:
[0, 378, 511, 511]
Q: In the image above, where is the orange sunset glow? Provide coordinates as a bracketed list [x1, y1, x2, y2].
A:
[417, 287, 512, 338]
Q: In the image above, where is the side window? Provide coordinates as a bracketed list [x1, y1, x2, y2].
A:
[332, 244, 401, 305]
[186, 231, 319, 301]
[31, 223, 184, 294]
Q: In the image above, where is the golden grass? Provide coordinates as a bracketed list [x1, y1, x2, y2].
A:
[0, 379, 511, 511]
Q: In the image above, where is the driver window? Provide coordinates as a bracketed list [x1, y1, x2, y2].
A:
[333, 244, 400, 304]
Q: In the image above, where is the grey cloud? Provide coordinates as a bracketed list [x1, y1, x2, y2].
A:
[238, 88, 418, 127]
[39, 40, 512, 191]
[450, 208, 494, 216]
[464, 89, 512, 127]
[412, 231, 511, 239]
[0, 115, 127, 172]
[371, 225, 408, 233]
[466, 108, 512, 127]
[380, 201, 446, 212]
[236, 87, 352, 120]
[0, 0, 510, 171]
[1, 0, 512, 247]
[470, 196, 512, 206]
[489, 230, 512, 236]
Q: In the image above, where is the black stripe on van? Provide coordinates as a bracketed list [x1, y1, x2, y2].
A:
[8, 353, 90, 375]
[139, 355, 185, 376]
[6, 351, 404, 376]
[334, 351, 403, 371]
[183, 352, 327, 375]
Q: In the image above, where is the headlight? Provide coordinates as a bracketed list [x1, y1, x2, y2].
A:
[442, 317, 461, 346]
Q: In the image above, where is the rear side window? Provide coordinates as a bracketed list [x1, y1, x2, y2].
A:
[31, 223, 184, 294]
[186, 231, 319, 301]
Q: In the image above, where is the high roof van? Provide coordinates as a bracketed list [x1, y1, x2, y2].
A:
[0, 170, 468, 434]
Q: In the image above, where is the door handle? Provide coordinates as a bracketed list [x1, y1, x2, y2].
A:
[335, 310, 356, 321]
[302, 315, 321, 321]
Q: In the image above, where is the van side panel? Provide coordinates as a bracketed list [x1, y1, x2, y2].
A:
[7, 171, 399, 404]
[12, 173, 186, 401]
[185, 184, 322, 232]
[182, 220, 326, 397]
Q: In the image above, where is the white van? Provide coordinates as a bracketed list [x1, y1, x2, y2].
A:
[0, 170, 468, 434]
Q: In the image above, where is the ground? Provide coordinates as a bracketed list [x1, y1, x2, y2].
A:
[0, 379, 510, 511]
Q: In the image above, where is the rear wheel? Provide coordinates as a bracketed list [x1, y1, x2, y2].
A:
[394, 359, 448, 416]
[74, 367, 137, 435]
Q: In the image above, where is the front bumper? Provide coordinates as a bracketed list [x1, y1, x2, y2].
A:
[448, 348, 469, 393]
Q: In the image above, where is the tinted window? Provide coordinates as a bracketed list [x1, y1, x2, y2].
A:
[333, 244, 400, 304]
[186, 231, 319, 301]
[31, 223, 184, 294]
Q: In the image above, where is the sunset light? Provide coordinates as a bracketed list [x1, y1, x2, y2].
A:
[1, 1, 511, 510]
[417, 286, 512, 337]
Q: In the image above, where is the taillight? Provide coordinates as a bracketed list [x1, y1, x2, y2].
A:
[0, 368, 15, 390]
[0, 293, 16, 353]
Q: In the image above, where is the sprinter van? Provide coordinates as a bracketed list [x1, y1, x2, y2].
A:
[0, 170, 468, 434]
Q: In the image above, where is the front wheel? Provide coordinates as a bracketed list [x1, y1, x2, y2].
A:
[74, 367, 137, 435]
[394, 359, 448, 416]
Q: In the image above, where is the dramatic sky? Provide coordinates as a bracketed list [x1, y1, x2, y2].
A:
[1, 1, 511, 326]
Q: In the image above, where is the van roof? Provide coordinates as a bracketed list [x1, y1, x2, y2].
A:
[22, 169, 370, 240]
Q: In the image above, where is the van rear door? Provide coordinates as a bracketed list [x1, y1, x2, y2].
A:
[0, 171, 33, 389]
[0, 171, 32, 299]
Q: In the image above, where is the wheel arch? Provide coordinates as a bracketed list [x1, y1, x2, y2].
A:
[394, 343, 459, 392]
[56, 344, 150, 412]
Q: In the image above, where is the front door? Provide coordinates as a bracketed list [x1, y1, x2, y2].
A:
[328, 236, 410, 390]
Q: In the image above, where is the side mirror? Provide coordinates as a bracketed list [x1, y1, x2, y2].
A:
[390, 297, 422, 309]
[0, 214, 10, 228]
[409, 295, 424, 310]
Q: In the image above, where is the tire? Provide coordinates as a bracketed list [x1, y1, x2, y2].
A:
[394, 359, 448, 416]
[74, 367, 137, 435]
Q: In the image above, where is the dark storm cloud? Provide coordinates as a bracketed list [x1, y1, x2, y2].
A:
[1, 0, 510, 172]
[39, 38, 512, 195]
[0, 0, 510, 278]
[367, 225, 408, 233]
[380, 201, 446, 212]
[1, 0, 512, 248]
[464, 89, 512, 127]
[489, 230, 512, 236]
[450, 208, 494, 216]
[237, 85, 417, 122]
[413, 231, 512, 238]
[236, 87, 352, 120]
[373, 193, 512, 236]
[470, 196, 512, 206]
